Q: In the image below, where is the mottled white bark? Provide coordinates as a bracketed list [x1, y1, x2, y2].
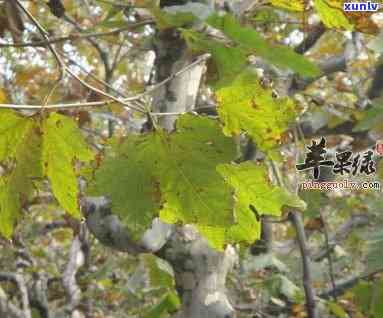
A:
[159, 227, 237, 318]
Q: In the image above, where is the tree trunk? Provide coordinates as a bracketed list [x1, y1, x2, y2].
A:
[150, 26, 237, 318]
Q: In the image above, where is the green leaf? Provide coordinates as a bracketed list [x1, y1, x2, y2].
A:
[366, 228, 383, 272]
[43, 113, 94, 219]
[353, 103, 383, 132]
[207, 14, 321, 77]
[327, 301, 347, 318]
[299, 189, 329, 218]
[0, 111, 93, 237]
[313, 0, 353, 30]
[352, 278, 383, 317]
[216, 72, 299, 155]
[152, 8, 196, 29]
[217, 162, 306, 243]
[90, 115, 306, 249]
[88, 134, 163, 239]
[141, 254, 175, 289]
[182, 29, 248, 87]
[90, 114, 237, 248]
[352, 281, 373, 313]
[144, 291, 180, 318]
[0, 111, 42, 238]
[371, 278, 383, 317]
[158, 114, 237, 228]
[98, 10, 126, 28]
[0, 110, 35, 161]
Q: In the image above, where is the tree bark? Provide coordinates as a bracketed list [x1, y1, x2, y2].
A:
[151, 26, 237, 318]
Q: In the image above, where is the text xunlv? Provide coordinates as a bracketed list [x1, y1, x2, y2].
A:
[343, 1, 381, 11]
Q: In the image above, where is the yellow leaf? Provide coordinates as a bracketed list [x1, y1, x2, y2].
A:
[271, 0, 304, 11]
[314, 0, 354, 30]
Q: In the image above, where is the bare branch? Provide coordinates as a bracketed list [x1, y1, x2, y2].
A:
[62, 229, 86, 314]
[269, 159, 318, 318]
[290, 212, 318, 318]
[319, 268, 383, 299]
[294, 23, 326, 54]
[318, 210, 337, 300]
[0, 53, 211, 111]
[313, 214, 370, 262]
[11, 1, 146, 113]
[14, 0, 65, 78]
[0, 21, 154, 48]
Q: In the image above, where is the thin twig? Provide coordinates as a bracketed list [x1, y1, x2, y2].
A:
[14, 0, 65, 78]
[61, 51, 126, 98]
[43, 78, 62, 106]
[0, 54, 211, 111]
[111, 36, 127, 73]
[0, 21, 154, 48]
[65, 66, 145, 112]
[319, 210, 337, 300]
[133, 53, 212, 101]
[12, 1, 146, 113]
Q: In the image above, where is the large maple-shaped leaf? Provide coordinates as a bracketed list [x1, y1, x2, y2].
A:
[217, 162, 306, 243]
[216, 72, 298, 156]
[43, 113, 94, 219]
[89, 114, 307, 250]
[90, 114, 237, 241]
[0, 111, 94, 238]
[0, 111, 42, 238]
[207, 14, 321, 78]
[88, 134, 163, 238]
[157, 114, 237, 227]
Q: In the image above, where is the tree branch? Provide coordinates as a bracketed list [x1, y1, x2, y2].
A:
[294, 23, 326, 54]
[0, 21, 154, 48]
[269, 160, 318, 318]
[11, 1, 146, 113]
[62, 226, 87, 315]
[319, 268, 383, 299]
[313, 214, 370, 262]
[290, 212, 318, 318]
[0, 53, 211, 111]
[0, 272, 32, 318]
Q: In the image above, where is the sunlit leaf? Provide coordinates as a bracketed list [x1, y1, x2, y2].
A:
[216, 71, 299, 156]
[314, 0, 353, 30]
[217, 162, 306, 243]
[43, 113, 94, 219]
[271, 0, 304, 11]
[90, 114, 237, 247]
